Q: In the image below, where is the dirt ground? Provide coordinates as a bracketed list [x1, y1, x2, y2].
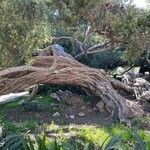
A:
[2, 91, 150, 130]
[2, 92, 118, 127]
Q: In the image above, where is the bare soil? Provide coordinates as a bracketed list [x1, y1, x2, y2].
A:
[1, 92, 150, 129]
[2, 93, 116, 126]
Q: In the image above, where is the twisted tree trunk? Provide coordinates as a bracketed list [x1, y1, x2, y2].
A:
[0, 46, 144, 124]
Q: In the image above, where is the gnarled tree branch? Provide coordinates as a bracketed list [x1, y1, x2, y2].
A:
[51, 35, 110, 58]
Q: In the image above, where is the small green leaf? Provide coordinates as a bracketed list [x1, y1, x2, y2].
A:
[133, 131, 146, 150]
[83, 143, 90, 150]
[104, 135, 121, 150]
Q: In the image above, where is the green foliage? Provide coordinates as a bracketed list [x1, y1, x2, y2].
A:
[131, 116, 150, 129]
[133, 131, 146, 150]
[19, 100, 54, 113]
[0, 94, 54, 113]
[50, 0, 150, 65]
[0, 103, 150, 150]
[0, 96, 150, 149]
[76, 124, 150, 149]
[104, 135, 121, 150]
[0, 134, 24, 150]
[36, 134, 48, 150]
[0, 0, 51, 67]
[79, 49, 124, 70]
[0, 97, 150, 149]
[0, 131, 149, 150]
[0, 115, 38, 134]
[1, 0, 150, 67]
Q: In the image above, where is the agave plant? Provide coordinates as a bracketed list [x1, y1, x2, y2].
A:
[103, 135, 122, 150]
[0, 134, 24, 150]
[133, 131, 146, 150]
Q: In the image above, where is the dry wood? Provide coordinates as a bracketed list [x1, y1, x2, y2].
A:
[0, 91, 29, 104]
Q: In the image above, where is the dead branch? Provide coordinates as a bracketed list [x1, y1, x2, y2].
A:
[51, 35, 110, 58]
[0, 91, 29, 104]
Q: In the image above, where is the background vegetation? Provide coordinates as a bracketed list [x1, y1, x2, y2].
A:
[0, 0, 150, 68]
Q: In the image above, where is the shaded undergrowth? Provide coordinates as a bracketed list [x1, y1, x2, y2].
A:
[0, 95, 150, 149]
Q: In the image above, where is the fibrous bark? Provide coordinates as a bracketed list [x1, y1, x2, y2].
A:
[0, 46, 144, 124]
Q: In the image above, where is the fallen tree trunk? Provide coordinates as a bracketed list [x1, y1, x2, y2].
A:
[0, 45, 144, 124]
[0, 91, 29, 104]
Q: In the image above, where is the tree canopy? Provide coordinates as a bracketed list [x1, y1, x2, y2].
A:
[0, 0, 150, 67]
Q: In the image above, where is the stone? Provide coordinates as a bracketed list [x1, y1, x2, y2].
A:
[77, 112, 85, 117]
[81, 106, 86, 109]
[0, 126, 2, 138]
[87, 109, 92, 113]
[93, 107, 98, 112]
[65, 114, 69, 119]
[145, 130, 150, 135]
[53, 107, 58, 111]
[86, 101, 91, 105]
[51, 103, 59, 107]
[96, 101, 105, 112]
[52, 112, 60, 117]
[58, 89, 64, 94]
[69, 115, 75, 119]
[18, 100, 25, 105]
[50, 93, 60, 101]
[64, 99, 73, 106]
[65, 90, 72, 95]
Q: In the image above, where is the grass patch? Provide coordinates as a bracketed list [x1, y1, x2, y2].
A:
[0, 95, 55, 135]
[0, 95, 55, 113]
[131, 116, 150, 128]
[0, 114, 38, 134]
[0, 101, 19, 114]
[0, 116, 150, 149]
[78, 126, 109, 146]
[39, 123, 150, 149]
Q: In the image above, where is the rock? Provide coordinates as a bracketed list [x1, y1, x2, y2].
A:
[51, 103, 59, 107]
[86, 101, 91, 105]
[50, 90, 85, 106]
[0, 126, 2, 138]
[69, 115, 75, 119]
[77, 112, 85, 117]
[0, 92, 29, 105]
[50, 93, 60, 101]
[54, 90, 73, 105]
[64, 99, 73, 106]
[18, 100, 25, 105]
[87, 109, 92, 113]
[61, 90, 73, 105]
[93, 107, 98, 112]
[96, 101, 105, 112]
[53, 107, 58, 111]
[52, 112, 60, 117]
[116, 67, 125, 75]
[81, 106, 86, 109]
[58, 89, 64, 94]
[65, 114, 69, 119]
[64, 90, 72, 95]
[145, 130, 150, 135]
